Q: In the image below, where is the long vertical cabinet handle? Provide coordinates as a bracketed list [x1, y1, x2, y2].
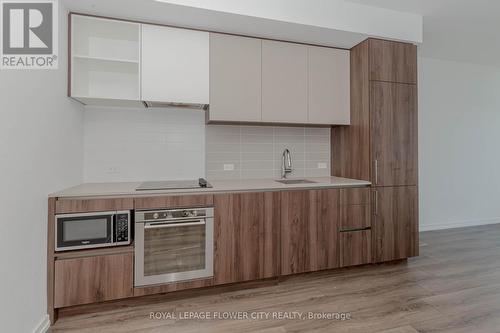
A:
[373, 190, 379, 216]
[374, 159, 379, 185]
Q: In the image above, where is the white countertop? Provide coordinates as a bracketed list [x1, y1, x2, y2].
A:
[50, 177, 371, 199]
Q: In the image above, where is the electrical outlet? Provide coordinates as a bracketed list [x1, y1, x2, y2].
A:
[317, 162, 327, 169]
[223, 164, 235, 171]
[106, 167, 120, 174]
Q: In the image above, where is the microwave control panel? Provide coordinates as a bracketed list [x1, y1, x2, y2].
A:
[115, 213, 129, 243]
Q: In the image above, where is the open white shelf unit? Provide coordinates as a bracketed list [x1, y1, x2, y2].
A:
[70, 15, 141, 103]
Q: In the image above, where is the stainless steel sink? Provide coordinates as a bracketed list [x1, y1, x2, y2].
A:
[275, 179, 317, 185]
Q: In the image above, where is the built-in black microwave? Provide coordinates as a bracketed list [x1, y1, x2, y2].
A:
[55, 211, 131, 251]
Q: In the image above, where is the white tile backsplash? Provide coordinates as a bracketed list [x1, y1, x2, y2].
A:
[83, 107, 206, 182]
[206, 125, 331, 180]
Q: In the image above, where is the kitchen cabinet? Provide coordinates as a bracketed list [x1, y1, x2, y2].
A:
[262, 40, 308, 123]
[340, 230, 372, 267]
[369, 39, 417, 84]
[209, 33, 262, 122]
[340, 187, 371, 231]
[141, 24, 209, 104]
[308, 46, 350, 125]
[69, 14, 142, 106]
[213, 192, 280, 284]
[371, 81, 418, 186]
[372, 186, 418, 262]
[281, 189, 340, 275]
[54, 253, 133, 308]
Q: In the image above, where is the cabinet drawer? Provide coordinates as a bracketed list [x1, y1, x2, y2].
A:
[54, 253, 133, 308]
[340, 188, 370, 231]
[55, 198, 133, 214]
[134, 195, 213, 210]
[340, 230, 372, 267]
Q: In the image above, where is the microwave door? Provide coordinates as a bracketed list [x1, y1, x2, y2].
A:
[55, 212, 113, 251]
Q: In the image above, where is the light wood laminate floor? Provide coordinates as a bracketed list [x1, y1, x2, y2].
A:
[51, 224, 500, 333]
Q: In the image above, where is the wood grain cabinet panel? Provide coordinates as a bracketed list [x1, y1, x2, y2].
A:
[209, 33, 262, 122]
[372, 186, 419, 263]
[134, 195, 213, 210]
[369, 39, 417, 84]
[340, 188, 371, 231]
[262, 40, 308, 123]
[54, 253, 133, 308]
[371, 81, 418, 186]
[55, 198, 133, 214]
[340, 230, 372, 267]
[214, 192, 280, 285]
[281, 189, 340, 275]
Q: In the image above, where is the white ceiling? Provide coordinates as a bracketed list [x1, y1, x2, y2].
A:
[349, 0, 500, 67]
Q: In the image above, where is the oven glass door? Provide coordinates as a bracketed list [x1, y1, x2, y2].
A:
[135, 218, 213, 286]
[56, 214, 113, 251]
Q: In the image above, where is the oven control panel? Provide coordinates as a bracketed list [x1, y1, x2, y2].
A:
[115, 213, 129, 243]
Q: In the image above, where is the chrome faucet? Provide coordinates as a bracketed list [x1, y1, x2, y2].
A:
[281, 149, 292, 179]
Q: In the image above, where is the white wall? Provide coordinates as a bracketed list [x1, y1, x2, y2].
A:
[83, 107, 205, 182]
[419, 57, 500, 231]
[0, 3, 84, 333]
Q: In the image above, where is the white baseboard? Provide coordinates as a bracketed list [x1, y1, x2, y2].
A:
[33, 315, 50, 333]
[420, 217, 500, 232]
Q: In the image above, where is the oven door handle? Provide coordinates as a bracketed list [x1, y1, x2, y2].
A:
[144, 220, 205, 229]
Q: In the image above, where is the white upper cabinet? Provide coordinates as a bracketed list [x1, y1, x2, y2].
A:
[261, 40, 308, 124]
[141, 24, 209, 104]
[209, 33, 262, 122]
[308, 47, 350, 125]
[70, 14, 142, 106]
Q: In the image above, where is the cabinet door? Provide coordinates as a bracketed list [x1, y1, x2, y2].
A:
[54, 253, 133, 308]
[371, 81, 418, 186]
[340, 187, 371, 231]
[209, 33, 262, 122]
[262, 40, 308, 123]
[281, 189, 340, 275]
[369, 39, 417, 84]
[308, 46, 350, 125]
[141, 24, 209, 104]
[340, 230, 372, 267]
[372, 186, 418, 262]
[214, 192, 280, 284]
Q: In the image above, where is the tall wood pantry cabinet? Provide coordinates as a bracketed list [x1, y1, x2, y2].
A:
[332, 38, 419, 263]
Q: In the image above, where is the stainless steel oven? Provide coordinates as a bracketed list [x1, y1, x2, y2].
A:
[55, 211, 131, 251]
[134, 207, 213, 287]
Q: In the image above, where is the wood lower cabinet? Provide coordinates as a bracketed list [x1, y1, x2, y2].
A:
[54, 253, 133, 308]
[340, 188, 371, 231]
[372, 186, 419, 262]
[281, 189, 340, 275]
[214, 192, 280, 284]
[340, 230, 372, 267]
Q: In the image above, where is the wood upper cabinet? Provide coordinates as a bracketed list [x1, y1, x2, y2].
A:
[54, 253, 133, 308]
[281, 189, 340, 275]
[262, 40, 308, 123]
[214, 192, 280, 285]
[369, 39, 417, 84]
[141, 24, 209, 104]
[209, 33, 262, 122]
[371, 81, 418, 186]
[372, 186, 419, 263]
[308, 46, 350, 125]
